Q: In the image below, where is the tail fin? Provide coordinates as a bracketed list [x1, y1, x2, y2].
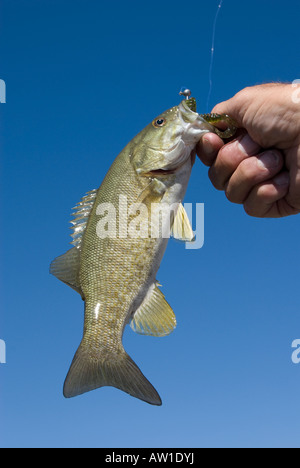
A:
[63, 344, 162, 406]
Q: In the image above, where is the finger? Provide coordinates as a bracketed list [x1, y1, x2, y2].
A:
[243, 172, 290, 218]
[285, 146, 300, 212]
[211, 87, 258, 128]
[212, 103, 242, 126]
[212, 96, 245, 127]
[209, 133, 261, 190]
[225, 150, 284, 204]
[196, 132, 224, 166]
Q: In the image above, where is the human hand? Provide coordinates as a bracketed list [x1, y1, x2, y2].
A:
[197, 83, 300, 217]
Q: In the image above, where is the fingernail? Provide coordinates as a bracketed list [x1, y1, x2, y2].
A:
[237, 134, 260, 156]
[273, 172, 290, 186]
[202, 137, 215, 155]
[257, 150, 280, 169]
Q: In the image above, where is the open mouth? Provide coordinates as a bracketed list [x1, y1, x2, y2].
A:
[183, 97, 197, 113]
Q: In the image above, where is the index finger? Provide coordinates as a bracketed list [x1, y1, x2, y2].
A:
[196, 132, 224, 166]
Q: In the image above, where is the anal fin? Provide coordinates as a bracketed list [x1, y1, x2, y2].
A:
[130, 283, 176, 337]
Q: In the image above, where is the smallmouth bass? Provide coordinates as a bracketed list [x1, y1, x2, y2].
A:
[50, 96, 236, 405]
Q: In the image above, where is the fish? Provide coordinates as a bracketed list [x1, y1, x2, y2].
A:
[50, 95, 236, 405]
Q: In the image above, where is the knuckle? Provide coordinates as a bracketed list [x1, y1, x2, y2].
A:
[243, 202, 258, 217]
[233, 87, 254, 107]
[225, 182, 240, 203]
[218, 143, 238, 164]
[208, 167, 225, 190]
[239, 157, 257, 175]
[225, 188, 243, 204]
[239, 157, 271, 183]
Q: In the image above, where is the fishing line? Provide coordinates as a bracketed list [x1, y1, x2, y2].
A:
[206, 0, 224, 112]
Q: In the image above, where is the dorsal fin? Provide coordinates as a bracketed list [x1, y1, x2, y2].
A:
[50, 189, 98, 296]
[130, 282, 176, 337]
[70, 189, 98, 247]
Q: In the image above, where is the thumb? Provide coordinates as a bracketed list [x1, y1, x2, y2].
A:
[212, 94, 246, 127]
[211, 84, 286, 136]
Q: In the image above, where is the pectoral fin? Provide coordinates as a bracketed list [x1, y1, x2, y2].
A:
[130, 283, 176, 337]
[171, 203, 195, 242]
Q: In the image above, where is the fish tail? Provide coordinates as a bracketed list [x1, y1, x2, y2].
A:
[63, 343, 162, 406]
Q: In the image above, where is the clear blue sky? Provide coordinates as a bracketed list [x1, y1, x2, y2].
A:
[1, 0, 300, 448]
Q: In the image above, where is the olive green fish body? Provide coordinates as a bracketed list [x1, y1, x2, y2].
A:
[50, 97, 237, 405]
[69, 147, 169, 403]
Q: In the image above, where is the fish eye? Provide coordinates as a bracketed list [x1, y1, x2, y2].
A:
[153, 118, 166, 128]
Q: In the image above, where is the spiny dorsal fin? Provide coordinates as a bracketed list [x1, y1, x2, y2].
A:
[50, 189, 98, 296]
[130, 282, 176, 337]
[171, 203, 195, 242]
[50, 247, 83, 296]
[70, 189, 98, 247]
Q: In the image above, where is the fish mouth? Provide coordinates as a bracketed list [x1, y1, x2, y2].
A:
[179, 98, 199, 123]
[179, 98, 214, 140]
[184, 97, 197, 113]
[142, 160, 189, 178]
[179, 99, 209, 131]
